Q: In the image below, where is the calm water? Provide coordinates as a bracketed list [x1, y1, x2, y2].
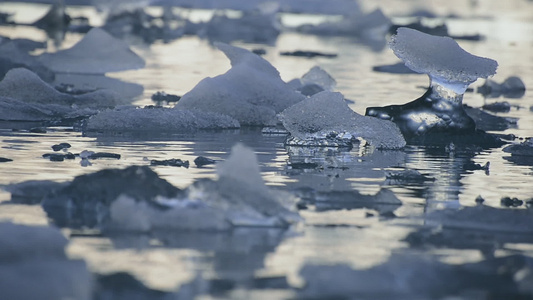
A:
[1, 0, 533, 297]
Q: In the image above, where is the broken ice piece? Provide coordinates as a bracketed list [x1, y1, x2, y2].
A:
[280, 91, 405, 149]
[194, 156, 216, 167]
[38, 28, 145, 74]
[366, 28, 499, 142]
[150, 158, 189, 168]
[175, 43, 304, 126]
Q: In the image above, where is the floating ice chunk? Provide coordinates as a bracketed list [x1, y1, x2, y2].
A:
[390, 27, 497, 93]
[0, 68, 120, 109]
[85, 106, 240, 133]
[280, 91, 406, 149]
[366, 28, 501, 144]
[38, 28, 145, 74]
[175, 43, 305, 126]
[0, 222, 91, 300]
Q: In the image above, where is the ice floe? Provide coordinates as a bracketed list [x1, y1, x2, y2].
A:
[175, 43, 305, 126]
[0, 222, 91, 300]
[280, 91, 406, 149]
[38, 27, 145, 74]
[84, 106, 240, 134]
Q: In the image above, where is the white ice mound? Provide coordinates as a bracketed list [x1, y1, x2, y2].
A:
[280, 91, 406, 149]
[390, 28, 497, 86]
[0, 222, 91, 300]
[109, 144, 300, 231]
[85, 106, 240, 133]
[175, 43, 305, 126]
[38, 27, 145, 74]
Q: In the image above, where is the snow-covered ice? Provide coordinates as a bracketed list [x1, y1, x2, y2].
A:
[280, 91, 406, 149]
[175, 43, 305, 126]
[85, 106, 240, 133]
[38, 28, 145, 74]
[0, 222, 91, 300]
[390, 27, 497, 93]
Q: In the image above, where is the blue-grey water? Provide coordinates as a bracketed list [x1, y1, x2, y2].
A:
[1, 1, 533, 298]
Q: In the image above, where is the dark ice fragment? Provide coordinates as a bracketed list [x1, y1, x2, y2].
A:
[151, 91, 181, 104]
[52, 142, 71, 151]
[150, 158, 189, 168]
[194, 156, 216, 167]
[0, 157, 12, 162]
[280, 50, 337, 58]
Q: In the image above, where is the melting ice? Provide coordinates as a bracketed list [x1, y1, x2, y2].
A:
[366, 27, 499, 142]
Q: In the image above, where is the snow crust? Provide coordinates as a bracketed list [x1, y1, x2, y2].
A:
[390, 28, 498, 86]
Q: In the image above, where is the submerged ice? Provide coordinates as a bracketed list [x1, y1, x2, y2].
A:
[175, 43, 304, 126]
[280, 91, 406, 149]
[366, 28, 499, 142]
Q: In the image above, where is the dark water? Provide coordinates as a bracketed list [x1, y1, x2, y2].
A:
[1, 1, 533, 298]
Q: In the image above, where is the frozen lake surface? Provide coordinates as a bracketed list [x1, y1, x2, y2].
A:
[1, 0, 533, 299]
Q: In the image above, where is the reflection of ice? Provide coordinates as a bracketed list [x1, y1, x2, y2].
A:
[0, 222, 91, 300]
[38, 28, 145, 74]
[298, 253, 533, 299]
[175, 43, 304, 126]
[366, 28, 500, 144]
[43, 144, 300, 230]
[280, 91, 405, 149]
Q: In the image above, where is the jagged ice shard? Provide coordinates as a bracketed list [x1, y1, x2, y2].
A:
[366, 28, 499, 143]
[175, 42, 305, 126]
[280, 91, 406, 149]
